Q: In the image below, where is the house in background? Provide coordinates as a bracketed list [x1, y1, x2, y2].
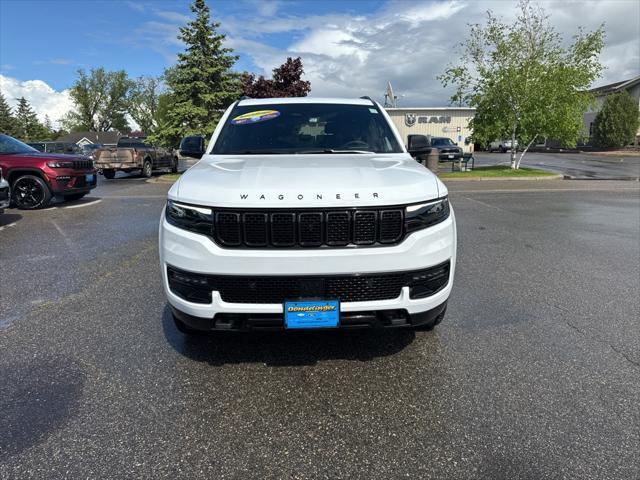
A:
[583, 75, 640, 145]
[55, 131, 122, 148]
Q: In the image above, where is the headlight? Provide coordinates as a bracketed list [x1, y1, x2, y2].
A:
[47, 161, 74, 168]
[405, 197, 450, 233]
[165, 200, 213, 235]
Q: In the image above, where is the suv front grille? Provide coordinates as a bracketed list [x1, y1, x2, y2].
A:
[73, 159, 93, 170]
[213, 208, 404, 249]
[167, 262, 450, 304]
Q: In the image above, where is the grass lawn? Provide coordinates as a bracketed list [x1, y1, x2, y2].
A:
[439, 165, 557, 178]
[158, 173, 182, 182]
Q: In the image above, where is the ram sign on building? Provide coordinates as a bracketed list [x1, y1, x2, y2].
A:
[386, 107, 476, 152]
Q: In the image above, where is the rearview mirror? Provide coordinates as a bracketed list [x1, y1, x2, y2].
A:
[407, 134, 431, 158]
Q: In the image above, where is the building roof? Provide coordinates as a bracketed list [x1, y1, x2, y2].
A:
[589, 75, 640, 95]
[56, 131, 122, 145]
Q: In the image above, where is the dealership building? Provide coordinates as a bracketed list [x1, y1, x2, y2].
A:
[385, 107, 476, 152]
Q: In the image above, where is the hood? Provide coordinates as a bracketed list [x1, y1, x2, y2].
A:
[13, 152, 89, 161]
[170, 153, 441, 208]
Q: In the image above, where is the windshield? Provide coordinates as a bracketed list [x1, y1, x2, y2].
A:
[0, 134, 40, 154]
[431, 137, 455, 147]
[212, 103, 402, 154]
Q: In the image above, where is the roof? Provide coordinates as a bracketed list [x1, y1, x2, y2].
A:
[56, 131, 122, 145]
[237, 97, 375, 106]
[589, 75, 640, 95]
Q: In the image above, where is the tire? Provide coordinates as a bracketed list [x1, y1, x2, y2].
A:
[64, 193, 87, 202]
[142, 160, 153, 178]
[103, 169, 116, 179]
[173, 313, 201, 336]
[11, 174, 52, 210]
[413, 305, 447, 331]
[501, 147, 507, 153]
[171, 157, 178, 174]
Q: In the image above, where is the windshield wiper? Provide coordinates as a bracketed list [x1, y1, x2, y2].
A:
[298, 149, 375, 154]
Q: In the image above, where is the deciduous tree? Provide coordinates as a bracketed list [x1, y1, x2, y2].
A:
[592, 91, 640, 148]
[242, 57, 311, 98]
[440, 0, 605, 168]
[64, 68, 133, 132]
[128, 76, 161, 136]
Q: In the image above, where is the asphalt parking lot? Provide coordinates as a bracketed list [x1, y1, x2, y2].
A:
[472, 151, 640, 180]
[1, 175, 639, 479]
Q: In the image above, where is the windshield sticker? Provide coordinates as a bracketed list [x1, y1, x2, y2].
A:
[231, 110, 280, 125]
[369, 108, 378, 114]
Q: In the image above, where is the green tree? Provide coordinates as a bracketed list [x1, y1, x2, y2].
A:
[592, 91, 640, 148]
[0, 91, 18, 136]
[64, 67, 133, 132]
[154, 0, 240, 146]
[128, 76, 161, 136]
[14, 97, 47, 141]
[440, 0, 605, 168]
[241, 57, 311, 98]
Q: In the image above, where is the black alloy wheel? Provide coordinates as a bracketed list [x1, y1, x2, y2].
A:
[12, 175, 51, 210]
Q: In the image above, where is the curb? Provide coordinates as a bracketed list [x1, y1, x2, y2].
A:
[440, 174, 563, 181]
[563, 175, 640, 181]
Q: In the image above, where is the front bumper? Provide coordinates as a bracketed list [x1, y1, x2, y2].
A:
[46, 169, 98, 194]
[0, 182, 9, 210]
[438, 152, 462, 161]
[159, 207, 456, 329]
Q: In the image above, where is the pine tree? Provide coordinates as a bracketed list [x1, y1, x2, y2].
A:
[14, 97, 50, 141]
[154, 0, 240, 146]
[0, 92, 18, 136]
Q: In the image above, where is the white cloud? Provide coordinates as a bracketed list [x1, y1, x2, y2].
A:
[0, 74, 73, 128]
[223, 0, 640, 106]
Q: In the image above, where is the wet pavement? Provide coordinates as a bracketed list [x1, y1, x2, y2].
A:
[0, 176, 639, 479]
[472, 151, 640, 180]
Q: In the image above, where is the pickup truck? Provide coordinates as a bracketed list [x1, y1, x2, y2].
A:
[94, 137, 177, 179]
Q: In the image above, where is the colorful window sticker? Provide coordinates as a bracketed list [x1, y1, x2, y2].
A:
[231, 110, 280, 125]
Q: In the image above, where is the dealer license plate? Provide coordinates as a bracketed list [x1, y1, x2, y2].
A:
[86, 174, 95, 183]
[284, 300, 340, 329]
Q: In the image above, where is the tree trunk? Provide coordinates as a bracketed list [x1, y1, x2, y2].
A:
[515, 134, 538, 169]
[510, 127, 517, 169]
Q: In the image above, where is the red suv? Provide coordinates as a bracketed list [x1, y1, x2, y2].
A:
[0, 133, 97, 209]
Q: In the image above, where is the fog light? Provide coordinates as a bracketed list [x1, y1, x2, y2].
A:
[167, 267, 211, 304]
[407, 262, 450, 299]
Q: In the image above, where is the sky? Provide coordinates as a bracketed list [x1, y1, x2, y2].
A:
[0, 0, 638, 127]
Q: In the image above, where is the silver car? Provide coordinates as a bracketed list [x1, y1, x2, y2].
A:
[489, 139, 519, 153]
[0, 169, 10, 215]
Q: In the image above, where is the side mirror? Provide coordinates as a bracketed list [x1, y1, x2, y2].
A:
[179, 136, 205, 159]
[407, 134, 431, 158]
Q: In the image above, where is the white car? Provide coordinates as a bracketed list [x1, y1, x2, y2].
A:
[489, 139, 518, 153]
[159, 97, 456, 333]
[0, 169, 10, 215]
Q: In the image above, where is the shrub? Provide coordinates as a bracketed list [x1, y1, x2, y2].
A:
[592, 91, 640, 148]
